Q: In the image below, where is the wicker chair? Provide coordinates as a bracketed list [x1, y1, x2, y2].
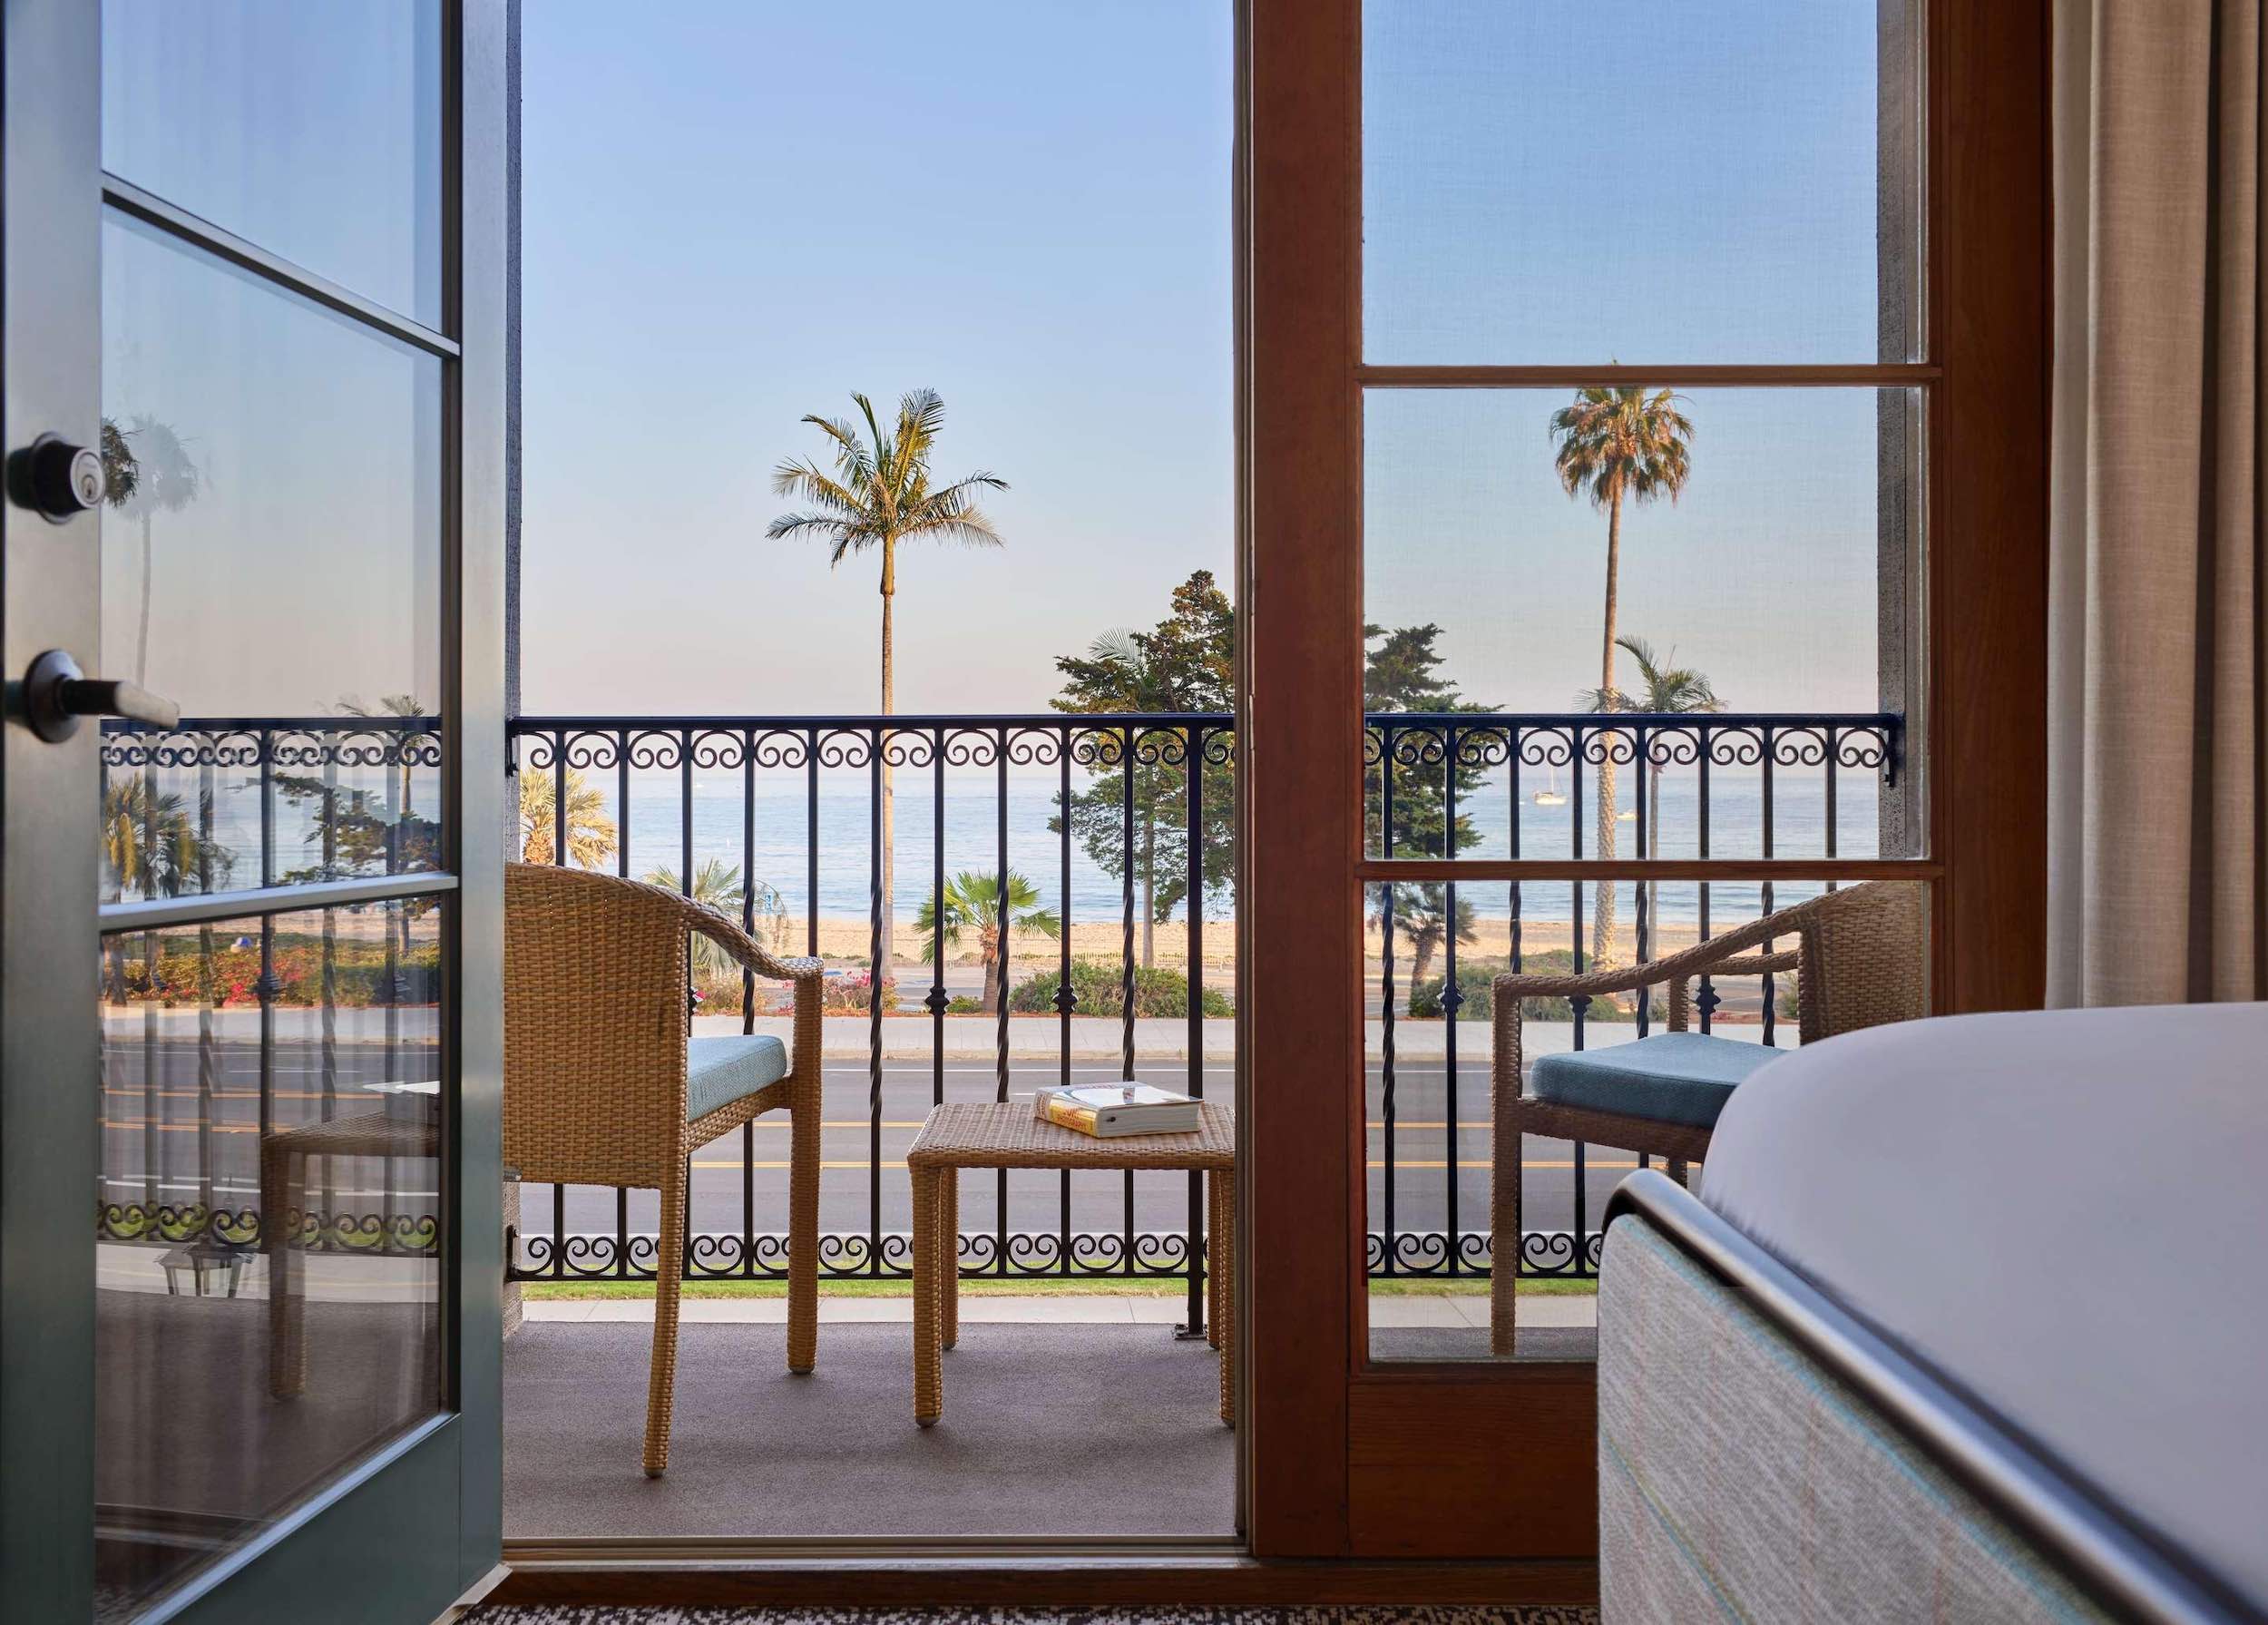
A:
[1491, 881, 1926, 1353]
[504, 863, 824, 1475]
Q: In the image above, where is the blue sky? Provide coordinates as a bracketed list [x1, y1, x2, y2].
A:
[521, 1, 1235, 715]
[522, 1, 1898, 718]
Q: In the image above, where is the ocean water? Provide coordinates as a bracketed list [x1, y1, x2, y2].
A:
[152, 759, 1893, 929]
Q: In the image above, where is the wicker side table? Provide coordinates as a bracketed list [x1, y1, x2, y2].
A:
[904, 1100, 1237, 1430]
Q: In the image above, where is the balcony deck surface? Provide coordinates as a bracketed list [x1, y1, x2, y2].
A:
[504, 1321, 1236, 1538]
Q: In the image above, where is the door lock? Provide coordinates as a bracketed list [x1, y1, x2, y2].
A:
[9, 434, 106, 521]
[18, 650, 179, 742]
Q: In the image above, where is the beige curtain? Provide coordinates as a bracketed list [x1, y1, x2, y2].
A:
[2049, 0, 2268, 1004]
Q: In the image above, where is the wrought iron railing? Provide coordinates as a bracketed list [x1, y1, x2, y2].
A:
[504, 710, 1902, 1314]
[1360, 711, 1903, 1278]
[91, 710, 1904, 1317]
[504, 714, 1236, 1333]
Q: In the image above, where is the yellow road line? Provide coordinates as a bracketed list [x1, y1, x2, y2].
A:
[104, 1124, 1623, 1173]
[1361, 1157, 1633, 1170]
[112, 1106, 1483, 1133]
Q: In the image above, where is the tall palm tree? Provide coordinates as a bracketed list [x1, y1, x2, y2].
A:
[1549, 383, 1693, 965]
[915, 868, 1061, 1008]
[110, 416, 202, 688]
[1586, 634, 1723, 932]
[768, 390, 1005, 974]
[518, 768, 619, 869]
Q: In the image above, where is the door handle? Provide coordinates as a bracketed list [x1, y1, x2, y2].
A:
[18, 649, 180, 742]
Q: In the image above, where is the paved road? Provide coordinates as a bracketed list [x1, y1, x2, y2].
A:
[99, 1039, 1638, 1258]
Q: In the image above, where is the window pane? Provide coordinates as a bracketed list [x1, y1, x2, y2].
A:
[1363, 387, 1922, 871]
[100, 210, 445, 906]
[95, 901, 444, 1611]
[1363, 0, 1921, 363]
[103, 0, 445, 324]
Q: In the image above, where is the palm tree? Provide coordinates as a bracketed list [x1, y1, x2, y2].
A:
[1586, 634, 1724, 934]
[645, 857, 792, 979]
[102, 778, 230, 901]
[337, 695, 437, 972]
[915, 868, 1061, 1008]
[1393, 884, 1479, 992]
[99, 417, 139, 510]
[110, 416, 202, 688]
[768, 390, 1005, 974]
[1549, 383, 1693, 965]
[518, 768, 619, 869]
[337, 692, 434, 857]
[102, 778, 230, 1003]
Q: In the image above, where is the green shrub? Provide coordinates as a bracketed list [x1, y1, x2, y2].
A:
[1008, 957, 1233, 1018]
[1405, 963, 1501, 1019]
[110, 932, 443, 1009]
[1403, 953, 1657, 1023]
[691, 974, 746, 1015]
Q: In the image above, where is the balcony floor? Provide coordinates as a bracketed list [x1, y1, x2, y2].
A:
[503, 1320, 1236, 1538]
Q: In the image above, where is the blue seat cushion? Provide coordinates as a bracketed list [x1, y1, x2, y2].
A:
[686, 1034, 790, 1121]
[1528, 1032, 1784, 1130]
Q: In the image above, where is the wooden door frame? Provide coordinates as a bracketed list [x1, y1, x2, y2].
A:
[1239, 0, 2050, 1561]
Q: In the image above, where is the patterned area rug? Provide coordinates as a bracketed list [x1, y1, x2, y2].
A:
[470, 1610, 1598, 1625]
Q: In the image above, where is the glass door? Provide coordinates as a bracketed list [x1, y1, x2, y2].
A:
[1241, 0, 2047, 1561]
[1, 3, 507, 1620]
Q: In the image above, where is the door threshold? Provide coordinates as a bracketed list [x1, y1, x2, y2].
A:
[492, 1540, 1596, 1609]
[503, 1534, 1245, 1564]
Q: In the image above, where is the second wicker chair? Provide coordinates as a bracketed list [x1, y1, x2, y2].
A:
[504, 863, 825, 1475]
[1490, 882, 1926, 1355]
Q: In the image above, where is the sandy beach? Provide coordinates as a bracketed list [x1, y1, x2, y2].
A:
[783, 914, 1716, 976]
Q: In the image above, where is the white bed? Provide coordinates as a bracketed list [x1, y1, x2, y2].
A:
[1598, 1002, 2268, 1622]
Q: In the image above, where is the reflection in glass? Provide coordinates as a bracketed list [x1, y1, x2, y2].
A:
[99, 210, 444, 905]
[95, 901, 444, 1614]
[102, 0, 445, 322]
[1363, 0, 1920, 363]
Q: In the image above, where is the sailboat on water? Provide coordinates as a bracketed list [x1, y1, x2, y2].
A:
[1531, 764, 1567, 807]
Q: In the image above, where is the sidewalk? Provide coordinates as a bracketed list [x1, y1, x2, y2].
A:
[692, 1012, 1241, 1062]
[101, 1004, 441, 1042]
[695, 1013, 1788, 1062]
